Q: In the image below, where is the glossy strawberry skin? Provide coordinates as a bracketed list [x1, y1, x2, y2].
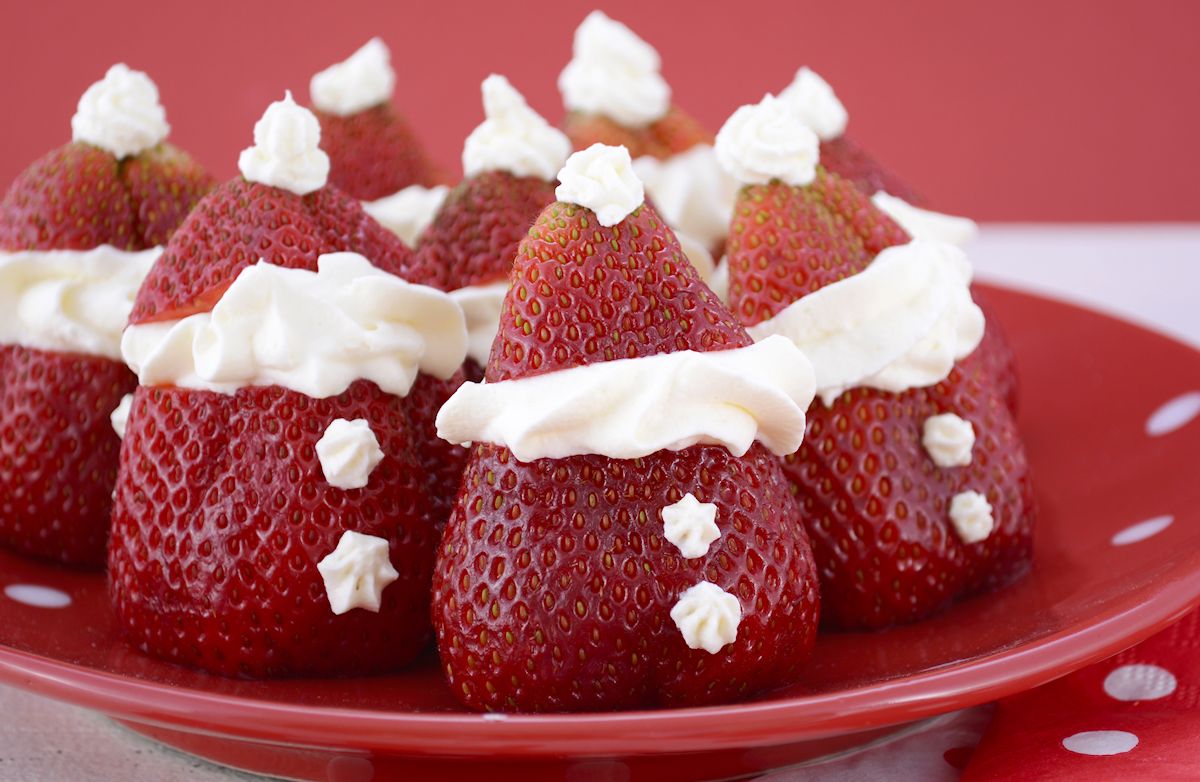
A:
[413, 171, 557, 292]
[433, 201, 820, 711]
[818, 135, 923, 205]
[562, 105, 713, 160]
[0, 345, 134, 566]
[109, 381, 438, 678]
[435, 443, 819, 711]
[314, 103, 442, 202]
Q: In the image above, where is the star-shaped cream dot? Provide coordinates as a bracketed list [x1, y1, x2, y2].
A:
[315, 530, 399, 615]
[661, 493, 720, 559]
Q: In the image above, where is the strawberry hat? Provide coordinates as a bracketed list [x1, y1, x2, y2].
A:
[307, 38, 442, 201]
[433, 143, 822, 712]
[715, 94, 1035, 629]
[0, 64, 213, 566]
[109, 93, 469, 677]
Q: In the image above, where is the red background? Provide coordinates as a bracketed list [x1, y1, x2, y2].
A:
[1, 0, 1196, 221]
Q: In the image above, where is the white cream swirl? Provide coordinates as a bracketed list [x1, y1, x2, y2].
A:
[310, 38, 395, 116]
[872, 192, 979, 247]
[436, 335, 815, 462]
[633, 144, 739, 250]
[715, 94, 820, 187]
[670, 581, 741, 654]
[121, 252, 467, 398]
[71, 64, 170, 159]
[777, 67, 848, 141]
[748, 240, 985, 406]
[362, 184, 449, 247]
[463, 74, 572, 181]
[237, 92, 330, 196]
[555, 143, 645, 227]
[0, 245, 161, 360]
[557, 10, 671, 128]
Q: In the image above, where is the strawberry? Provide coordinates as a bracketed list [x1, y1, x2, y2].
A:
[314, 103, 444, 201]
[111, 171, 464, 676]
[432, 197, 820, 712]
[725, 170, 1034, 629]
[817, 135, 924, 206]
[0, 137, 212, 567]
[562, 105, 713, 161]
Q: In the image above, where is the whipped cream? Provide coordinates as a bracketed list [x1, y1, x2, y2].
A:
[0, 245, 161, 360]
[708, 258, 730, 303]
[436, 335, 815, 462]
[670, 581, 741, 654]
[122, 252, 467, 398]
[111, 393, 134, 440]
[777, 67, 848, 141]
[310, 38, 395, 116]
[463, 75, 571, 181]
[71, 64, 170, 159]
[558, 10, 671, 128]
[555, 144, 644, 227]
[316, 418, 385, 489]
[316, 530, 399, 614]
[238, 92, 330, 196]
[633, 145, 739, 250]
[661, 494, 720, 559]
[949, 490, 994, 544]
[872, 192, 979, 247]
[674, 230, 715, 282]
[922, 413, 975, 468]
[715, 94, 820, 187]
[362, 184, 449, 247]
[449, 281, 508, 367]
[748, 240, 984, 405]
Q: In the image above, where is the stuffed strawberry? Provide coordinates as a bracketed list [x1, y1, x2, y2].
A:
[109, 93, 469, 677]
[716, 96, 1034, 629]
[433, 144, 821, 712]
[411, 74, 568, 385]
[0, 64, 212, 567]
[307, 38, 442, 202]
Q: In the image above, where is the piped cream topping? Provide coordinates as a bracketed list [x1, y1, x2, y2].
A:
[554, 143, 644, 227]
[310, 38, 395, 116]
[462, 75, 571, 181]
[777, 67, 848, 141]
[237, 92, 330, 195]
[715, 94, 820, 187]
[71, 64, 170, 159]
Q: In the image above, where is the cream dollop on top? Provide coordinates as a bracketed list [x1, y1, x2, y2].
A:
[316, 418, 385, 490]
[0, 245, 161, 360]
[748, 240, 985, 406]
[310, 37, 395, 116]
[777, 67, 848, 141]
[436, 335, 815, 462]
[670, 581, 741, 654]
[462, 74, 572, 181]
[872, 192, 979, 247]
[558, 10, 671, 128]
[362, 184, 449, 247]
[121, 252, 467, 399]
[238, 91, 330, 195]
[316, 530, 399, 615]
[555, 143, 645, 227]
[71, 64, 170, 159]
[715, 94, 820, 187]
[949, 491, 995, 544]
[633, 144, 739, 250]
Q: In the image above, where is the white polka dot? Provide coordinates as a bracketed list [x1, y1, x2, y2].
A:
[1062, 730, 1139, 756]
[1104, 664, 1177, 701]
[1111, 515, 1174, 546]
[1146, 391, 1200, 436]
[4, 583, 72, 608]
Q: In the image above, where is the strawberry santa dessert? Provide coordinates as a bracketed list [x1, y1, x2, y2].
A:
[715, 95, 1034, 629]
[413, 74, 570, 380]
[434, 144, 822, 712]
[0, 64, 213, 566]
[109, 93, 469, 677]
[558, 11, 736, 270]
[307, 38, 444, 203]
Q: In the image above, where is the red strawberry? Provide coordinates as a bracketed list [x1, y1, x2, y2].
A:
[563, 106, 713, 161]
[726, 170, 1034, 629]
[111, 168, 465, 676]
[0, 137, 212, 567]
[817, 135, 924, 206]
[432, 197, 820, 712]
[314, 103, 444, 201]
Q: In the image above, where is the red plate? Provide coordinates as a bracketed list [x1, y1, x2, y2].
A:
[1, 285, 1199, 782]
